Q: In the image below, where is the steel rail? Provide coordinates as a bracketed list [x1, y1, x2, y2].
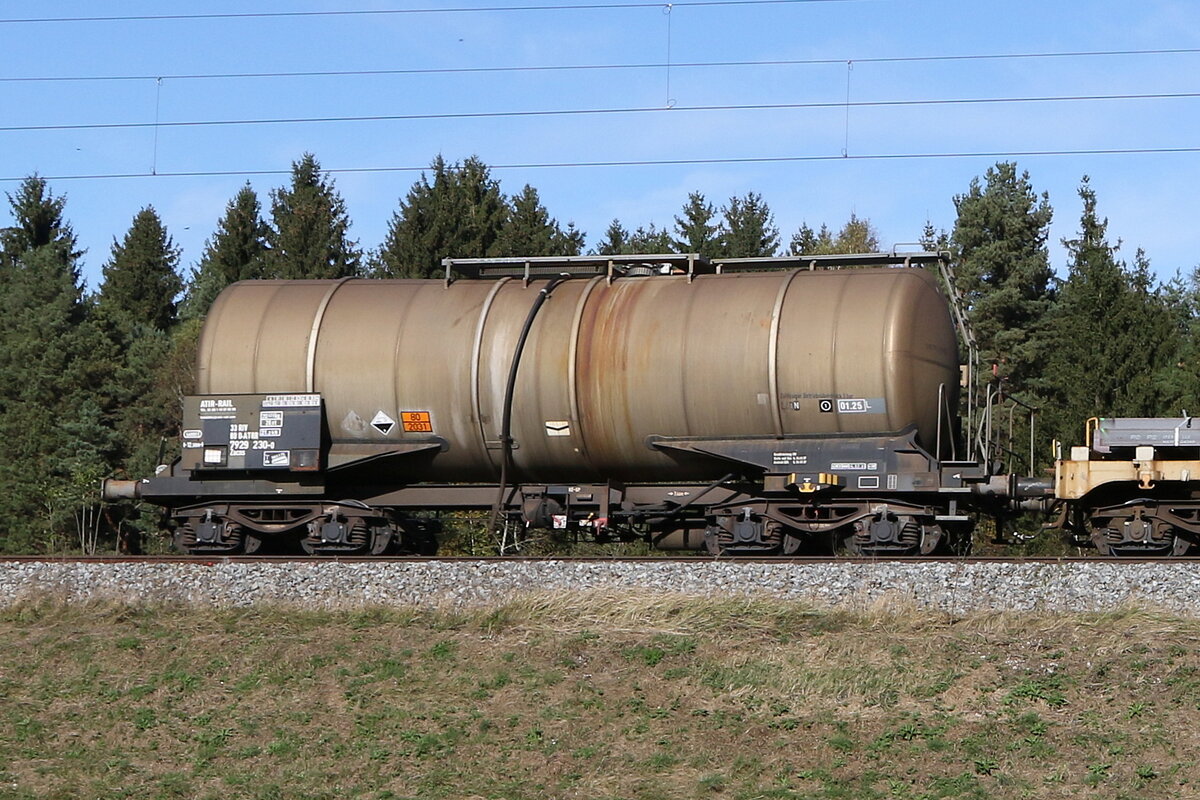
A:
[3, 554, 1197, 565]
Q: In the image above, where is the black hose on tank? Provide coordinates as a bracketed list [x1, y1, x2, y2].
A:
[487, 274, 572, 541]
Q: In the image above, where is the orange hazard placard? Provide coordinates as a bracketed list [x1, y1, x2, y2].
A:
[401, 411, 433, 433]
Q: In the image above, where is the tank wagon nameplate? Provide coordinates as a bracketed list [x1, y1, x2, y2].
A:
[182, 393, 324, 473]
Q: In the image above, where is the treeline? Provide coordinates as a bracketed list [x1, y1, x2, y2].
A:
[946, 163, 1198, 471]
[0, 154, 1195, 553]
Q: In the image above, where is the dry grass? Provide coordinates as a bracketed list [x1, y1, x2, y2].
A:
[3, 594, 1200, 798]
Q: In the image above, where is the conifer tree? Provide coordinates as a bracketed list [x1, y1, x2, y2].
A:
[1156, 268, 1200, 414]
[720, 192, 779, 258]
[789, 222, 833, 255]
[595, 221, 673, 255]
[788, 215, 878, 256]
[595, 220, 630, 256]
[495, 184, 584, 256]
[92, 206, 187, 552]
[560, 222, 586, 257]
[951, 162, 1055, 394]
[182, 183, 268, 320]
[626, 224, 674, 254]
[0, 179, 109, 552]
[1041, 178, 1178, 444]
[97, 207, 182, 332]
[372, 155, 508, 278]
[920, 221, 950, 251]
[267, 153, 361, 279]
[673, 192, 722, 257]
[0, 175, 81, 270]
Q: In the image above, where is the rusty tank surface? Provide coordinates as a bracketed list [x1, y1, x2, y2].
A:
[196, 263, 959, 483]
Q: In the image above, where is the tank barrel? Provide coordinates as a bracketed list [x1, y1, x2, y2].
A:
[195, 268, 959, 483]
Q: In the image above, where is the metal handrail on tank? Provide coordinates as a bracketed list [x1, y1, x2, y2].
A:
[925, 252, 982, 463]
[931, 252, 1044, 475]
[443, 251, 954, 285]
[1006, 392, 1040, 475]
[975, 383, 1040, 474]
[442, 253, 711, 285]
[935, 383, 958, 462]
[715, 251, 950, 272]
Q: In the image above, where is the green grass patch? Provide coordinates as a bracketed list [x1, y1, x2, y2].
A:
[2, 597, 1199, 798]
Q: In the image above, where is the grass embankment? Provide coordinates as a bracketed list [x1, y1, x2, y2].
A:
[2, 595, 1199, 799]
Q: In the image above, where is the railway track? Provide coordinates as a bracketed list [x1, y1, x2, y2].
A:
[6, 553, 1200, 614]
[3, 554, 1198, 565]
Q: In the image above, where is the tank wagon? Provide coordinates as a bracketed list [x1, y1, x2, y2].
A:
[106, 252, 1025, 556]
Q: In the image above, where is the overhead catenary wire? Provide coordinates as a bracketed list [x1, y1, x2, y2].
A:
[3, 91, 1199, 134]
[0, 0, 860, 25]
[4, 11, 1199, 187]
[5, 146, 1200, 183]
[3, 48, 1199, 84]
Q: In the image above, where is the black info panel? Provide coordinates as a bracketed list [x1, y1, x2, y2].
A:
[183, 393, 323, 471]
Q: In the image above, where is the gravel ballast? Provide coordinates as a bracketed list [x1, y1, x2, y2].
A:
[2, 559, 1199, 613]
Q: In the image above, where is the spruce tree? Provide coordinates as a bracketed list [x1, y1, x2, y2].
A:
[951, 162, 1055, 394]
[267, 153, 361, 279]
[97, 207, 183, 332]
[495, 184, 583, 257]
[595, 220, 630, 256]
[789, 223, 833, 255]
[93, 207, 187, 552]
[372, 155, 508, 278]
[182, 183, 268, 320]
[625, 224, 674, 254]
[673, 191, 723, 257]
[0, 175, 81, 270]
[1041, 178, 1178, 444]
[788, 215, 878, 256]
[0, 180, 109, 552]
[720, 192, 779, 258]
[920, 221, 950, 251]
[595, 221, 673, 255]
[559, 222, 586, 257]
[1156, 268, 1200, 414]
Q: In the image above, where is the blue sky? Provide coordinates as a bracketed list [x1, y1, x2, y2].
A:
[2, 0, 1200, 290]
